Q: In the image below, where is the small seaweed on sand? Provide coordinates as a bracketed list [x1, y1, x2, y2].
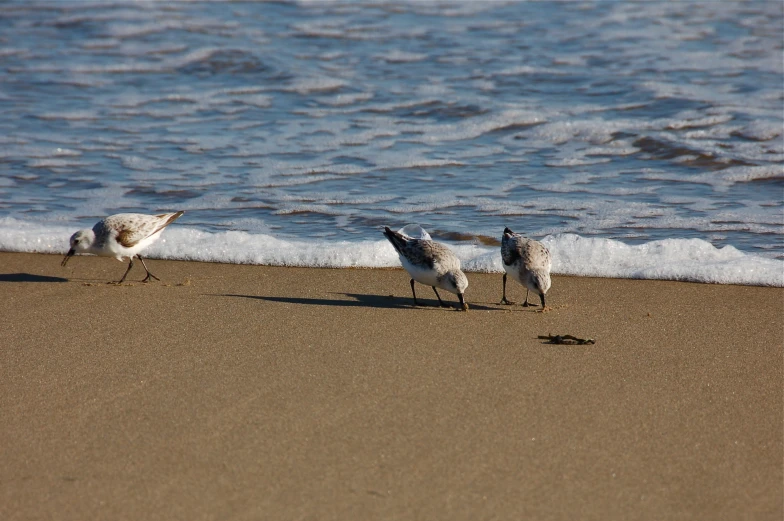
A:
[539, 334, 595, 345]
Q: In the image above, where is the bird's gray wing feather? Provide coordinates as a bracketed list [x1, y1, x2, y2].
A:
[99, 214, 159, 248]
[521, 240, 551, 271]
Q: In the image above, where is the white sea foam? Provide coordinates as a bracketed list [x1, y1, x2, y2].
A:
[375, 50, 428, 63]
[1, 218, 780, 287]
[735, 121, 782, 141]
[539, 234, 783, 286]
[285, 78, 348, 95]
[398, 224, 431, 240]
[641, 164, 784, 190]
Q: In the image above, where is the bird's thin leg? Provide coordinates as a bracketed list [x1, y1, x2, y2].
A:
[500, 273, 515, 305]
[138, 255, 160, 283]
[410, 279, 418, 306]
[521, 289, 533, 307]
[117, 257, 135, 284]
[432, 287, 449, 308]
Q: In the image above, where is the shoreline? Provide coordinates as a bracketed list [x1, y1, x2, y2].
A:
[1, 252, 782, 520]
[1, 220, 782, 288]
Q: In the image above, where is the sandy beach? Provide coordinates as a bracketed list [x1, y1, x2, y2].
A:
[1, 251, 781, 520]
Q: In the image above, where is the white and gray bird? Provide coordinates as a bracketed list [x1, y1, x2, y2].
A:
[383, 226, 469, 311]
[61, 211, 184, 283]
[500, 227, 551, 310]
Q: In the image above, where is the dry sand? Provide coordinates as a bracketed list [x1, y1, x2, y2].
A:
[1, 251, 782, 520]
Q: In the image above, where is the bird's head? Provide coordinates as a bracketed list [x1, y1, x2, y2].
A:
[445, 269, 469, 311]
[446, 269, 469, 295]
[61, 229, 94, 267]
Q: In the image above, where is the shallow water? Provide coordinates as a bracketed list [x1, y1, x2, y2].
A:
[0, 1, 782, 283]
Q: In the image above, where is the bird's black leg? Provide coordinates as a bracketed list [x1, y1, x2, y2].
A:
[500, 273, 515, 305]
[410, 278, 418, 306]
[540, 292, 546, 310]
[521, 289, 534, 307]
[432, 287, 449, 307]
[117, 257, 135, 284]
[138, 255, 160, 283]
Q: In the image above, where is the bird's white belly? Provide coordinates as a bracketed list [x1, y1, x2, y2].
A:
[94, 230, 162, 260]
[505, 260, 540, 293]
[504, 260, 524, 284]
[131, 232, 162, 255]
[399, 255, 442, 288]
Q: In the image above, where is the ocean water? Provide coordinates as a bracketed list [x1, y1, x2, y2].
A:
[0, 1, 782, 286]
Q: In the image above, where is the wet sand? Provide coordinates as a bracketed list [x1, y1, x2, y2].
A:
[1, 251, 782, 520]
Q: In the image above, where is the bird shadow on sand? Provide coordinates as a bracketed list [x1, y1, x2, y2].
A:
[215, 292, 499, 311]
[216, 293, 405, 309]
[0, 273, 69, 283]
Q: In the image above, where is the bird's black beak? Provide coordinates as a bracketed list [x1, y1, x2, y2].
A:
[61, 249, 75, 267]
[540, 293, 546, 309]
[459, 293, 469, 311]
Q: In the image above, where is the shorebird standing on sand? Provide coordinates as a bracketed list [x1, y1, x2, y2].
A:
[500, 227, 551, 310]
[383, 226, 469, 311]
[61, 211, 184, 283]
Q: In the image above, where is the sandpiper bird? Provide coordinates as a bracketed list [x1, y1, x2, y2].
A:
[500, 227, 551, 310]
[61, 211, 184, 283]
[383, 226, 469, 311]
